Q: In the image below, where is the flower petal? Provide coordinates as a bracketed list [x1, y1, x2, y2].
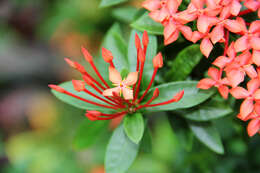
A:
[208, 67, 220, 81]
[210, 24, 224, 44]
[200, 37, 213, 58]
[244, 65, 258, 79]
[142, 0, 161, 11]
[230, 87, 250, 99]
[234, 35, 249, 52]
[103, 87, 120, 97]
[218, 85, 229, 99]
[240, 98, 254, 120]
[109, 66, 122, 84]
[124, 72, 138, 86]
[247, 118, 260, 137]
[122, 88, 133, 100]
[250, 37, 260, 51]
[213, 56, 230, 68]
[226, 69, 245, 87]
[247, 78, 260, 94]
[230, 0, 242, 16]
[197, 78, 215, 89]
[252, 50, 260, 66]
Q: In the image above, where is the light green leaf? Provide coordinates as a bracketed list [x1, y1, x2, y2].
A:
[105, 124, 139, 173]
[143, 81, 215, 112]
[112, 7, 138, 23]
[123, 113, 145, 144]
[131, 12, 164, 35]
[51, 81, 112, 112]
[100, 0, 128, 8]
[73, 119, 108, 149]
[188, 121, 224, 154]
[166, 44, 203, 81]
[181, 97, 233, 121]
[127, 29, 157, 89]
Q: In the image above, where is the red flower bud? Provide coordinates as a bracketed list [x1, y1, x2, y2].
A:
[142, 31, 149, 47]
[102, 47, 113, 62]
[153, 52, 163, 68]
[64, 58, 76, 68]
[173, 90, 184, 101]
[135, 33, 141, 50]
[85, 113, 98, 121]
[138, 48, 145, 62]
[83, 75, 93, 85]
[81, 46, 93, 62]
[48, 84, 65, 93]
[72, 80, 85, 92]
[74, 62, 86, 73]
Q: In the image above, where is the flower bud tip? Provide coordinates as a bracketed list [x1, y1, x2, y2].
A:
[81, 46, 93, 62]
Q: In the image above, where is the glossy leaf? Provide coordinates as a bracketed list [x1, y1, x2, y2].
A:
[143, 81, 215, 112]
[131, 12, 164, 35]
[112, 7, 138, 23]
[181, 97, 233, 121]
[189, 121, 224, 154]
[73, 119, 108, 149]
[105, 124, 139, 173]
[127, 29, 157, 88]
[51, 81, 112, 112]
[166, 44, 203, 81]
[100, 0, 128, 8]
[123, 113, 145, 144]
[101, 23, 128, 72]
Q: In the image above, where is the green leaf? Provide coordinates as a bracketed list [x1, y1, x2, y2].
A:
[101, 23, 128, 72]
[188, 121, 224, 154]
[166, 44, 203, 81]
[123, 113, 145, 144]
[99, 0, 128, 8]
[139, 128, 152, 153]
[105, 124, 139, 173]
[73, 119, 108, 149]
[51, 81, 112, 112]
[131, 12, 164, 35]
[127, 29, 157, 89]
[168, 115, 193, 151]
[181, 96, 233, 121]
[112, 7, 138, 23]
[143, 81, 215, 112]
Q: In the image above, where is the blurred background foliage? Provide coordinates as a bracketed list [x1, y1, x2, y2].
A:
[0, 0, 259, 173]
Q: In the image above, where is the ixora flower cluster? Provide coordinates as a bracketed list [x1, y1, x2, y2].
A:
[143, 0, 260, 136]
[49, 31, 184, 121]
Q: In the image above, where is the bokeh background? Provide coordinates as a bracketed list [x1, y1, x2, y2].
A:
[0, 0, 259, 173]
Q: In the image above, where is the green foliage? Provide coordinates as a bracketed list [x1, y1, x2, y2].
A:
[143, 81, 215, 112]
[73, 119, 108, 149]
[131, 12, 164, 35]
[181, 96, 233, 121]
[139, 128, 152, 153]
[112, 7, 138, 23]
[100, 0, 128, 8]
[123, 113, 145, 144]
[105, 124, 139, 173]
[166, 44, 203, 81]
[189, 121, 224, 154]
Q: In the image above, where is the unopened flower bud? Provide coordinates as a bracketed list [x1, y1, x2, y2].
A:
[135, 33, 141, 50]
[64, 58, 76, 68]
[74, 62, 86, 73]
[173, 90, 184, 101]
[142, 31, 149, 47]
[138, 48, 146, 62]
[81, 46, 93, 62]
[83, 75, 93, 85]
[152, 88, 159, 98]
[48, 84, 65, 93]
[85, 113, 98, 121]
[153, 52, 163, 68]
[72, 80, 85, 92]
[102, 47, 113, 62]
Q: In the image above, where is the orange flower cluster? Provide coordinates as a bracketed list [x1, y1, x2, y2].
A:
[143, 0, 260, 136]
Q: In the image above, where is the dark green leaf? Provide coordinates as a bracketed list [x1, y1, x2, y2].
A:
[123, 113, 145, 144]
[51, 81, 112, 112]
[127, 29, 157, 89]
[143, 81, 215, 112]
[100, 0, 128, 8]
[181, 96, 233, 121]
[73, 119, 108, 149]
[131, 12, 164, 35]
[166, 44, 203, 81]
[168, 115, 193, 151]
[105, 124, 139, 173]
[188, 121, 224, 154]
[112, 7, 138, 23]
[140, 128, 152, 153]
